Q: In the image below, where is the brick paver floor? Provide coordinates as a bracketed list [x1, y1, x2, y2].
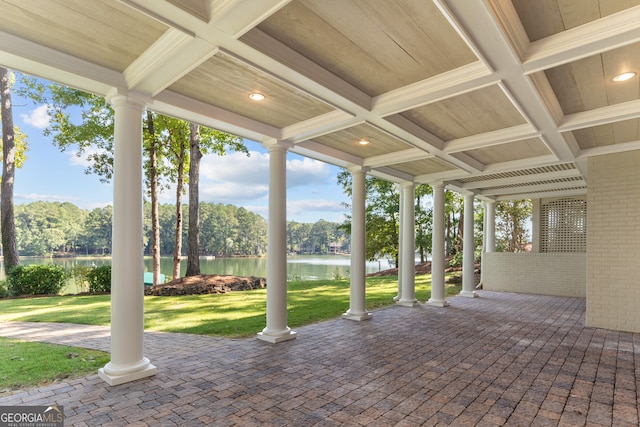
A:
[1, 291, 639, 426]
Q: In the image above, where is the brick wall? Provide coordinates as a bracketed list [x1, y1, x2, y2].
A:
[586, 150, 640, 333]
[483, 252, 586, 297]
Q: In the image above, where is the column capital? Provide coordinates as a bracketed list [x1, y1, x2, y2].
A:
[106, 88, 150, 110]
[262, 139, 292, 152]
[399, 180, 415, 190]
[431, 181, 445, 190]
[347, 165, 369, 174]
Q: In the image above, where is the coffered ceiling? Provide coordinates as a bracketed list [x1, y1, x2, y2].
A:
[2, 0, 640, 201]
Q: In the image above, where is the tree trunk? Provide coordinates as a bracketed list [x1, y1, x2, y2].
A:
[146, 112, 162, 285]
[0, 67, 20, 276]
[172, 139, 185, 280]
[186, 123, 202, 276]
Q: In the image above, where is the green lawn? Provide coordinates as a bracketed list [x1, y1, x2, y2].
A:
[0, 275, 461, 393]
[0, 275, 461, 337]
[0, 337, 110, 394]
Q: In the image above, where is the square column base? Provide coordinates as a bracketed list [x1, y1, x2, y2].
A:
[257, 331, 297, 344]
[426, 299, 450, 308]
[396, 299, 419, 307]
[98, 364, 157, 386]
[459, 290, 478, 298]
[342, 312, 372, 321]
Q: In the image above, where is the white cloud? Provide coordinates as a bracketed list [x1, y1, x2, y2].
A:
[200, 150, 332, 193]
[20, 105, 50, 129]
[201, 182, 269, 203]
[66, 148, 108, 168]
[287, 199, 346, 213]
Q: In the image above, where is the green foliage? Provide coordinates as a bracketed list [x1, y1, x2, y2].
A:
[86, 266, 111, 293]
[18, 78, 114, 182]
[7, 265, 67, 296]
[68, 265, 92, 293]
[15, 201, 87, 256]
[496, 200, 532, 252]
[0, 281, 8, 298]
[448, 252, 463, 268]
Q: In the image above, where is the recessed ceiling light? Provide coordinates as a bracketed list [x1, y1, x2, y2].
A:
[249, 93, 265, 101]
[358, 139, 370, 146]
[612, 72, 636, 82]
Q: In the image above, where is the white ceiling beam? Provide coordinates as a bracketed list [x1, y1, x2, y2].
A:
[293, 140, 364, 168]
[124, 29, 218, 96]
[282, 111, 357, 143]
[444, 124, 539, 153]
[372, 62, 497, 116]
[415, 169, 471, 185]
[151, 90, 280, 142]
[237, 28, 372, 111]
[0, 31, 124, 96]
[369, 167, 415, 183]
[442, 0, 576, 162]
[482, 181, 586, 197]
[363, 148, 433, 168]
[212, 0, 292, 37]
[523, 5, 640, 73]
[481, 154, 560, 174]
[495, 188, 587, 201]
[559, 99, 640, 132]
[576, 140, 640, 160]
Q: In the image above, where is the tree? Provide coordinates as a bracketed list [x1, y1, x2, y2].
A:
[19, 78, 247, 280]
[186, 123, 202, 276]
[415, 184, 433, 263]
[143, 111, 164, 284]
[338, 170, 400, 264]
[496, 199, 532, 252]
[1, 67, 28, 274]
[83, 206, 112, 255]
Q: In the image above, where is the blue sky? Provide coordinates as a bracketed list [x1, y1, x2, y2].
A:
[11, 90, 351, 224]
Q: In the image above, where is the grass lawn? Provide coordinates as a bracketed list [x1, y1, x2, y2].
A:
[0, 275, 461, 337]
[0, 337, 110, 394]
[0, 274, 461, 392]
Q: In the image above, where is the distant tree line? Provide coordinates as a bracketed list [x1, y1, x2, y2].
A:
[9, 201, 348, 258]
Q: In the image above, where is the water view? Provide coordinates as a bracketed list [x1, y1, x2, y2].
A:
[0, 255, 394, 283]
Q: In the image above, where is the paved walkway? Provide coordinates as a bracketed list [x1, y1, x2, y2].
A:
[1, 291, 639, 426]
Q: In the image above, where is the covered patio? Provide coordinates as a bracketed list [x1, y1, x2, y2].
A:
[2, 0, 640, 399]
[2, 291, 638, 426]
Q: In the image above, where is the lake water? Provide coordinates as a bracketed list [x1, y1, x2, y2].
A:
[0, 255, 394, 283]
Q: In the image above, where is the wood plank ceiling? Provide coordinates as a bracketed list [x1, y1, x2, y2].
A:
[2, 0, 640, 200]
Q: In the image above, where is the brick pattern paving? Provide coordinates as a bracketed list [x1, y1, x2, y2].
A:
[1, 291, 639, 426]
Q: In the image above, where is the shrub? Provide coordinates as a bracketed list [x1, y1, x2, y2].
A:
[7, 265, 67, 296]
[69, 265, 93, 293]
[0, 281, 8, 298]
[87, 266, 111, 293]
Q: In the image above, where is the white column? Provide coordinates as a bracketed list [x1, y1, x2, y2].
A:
[531, 198, 541, 253]
[343, 167, 372, 321]
[428, 183, 449, 307]
[394, 183, 403, 301]
[397, 182, 418, 306]
[486, 200, 496, 252]
[99, 91, 157, 386]
[258, 141, 296, 343]
[460, 193, 478, 298]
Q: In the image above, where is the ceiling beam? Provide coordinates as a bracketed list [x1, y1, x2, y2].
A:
[523, 5, 640, 73]
[444, 123, 538, 153]
[0, 31, 124, 96]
